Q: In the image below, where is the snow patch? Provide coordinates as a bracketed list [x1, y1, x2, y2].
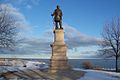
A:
[74, 68, 120, 80]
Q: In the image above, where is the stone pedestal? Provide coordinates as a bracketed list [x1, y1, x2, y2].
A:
[50, 29, 70, 73]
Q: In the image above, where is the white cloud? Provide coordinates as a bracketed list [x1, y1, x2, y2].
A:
[3, 0, 41, 9]
[31, 0, 41, 5]
[0, 4, 25, 21]
[0, 3, 31, 30]
[26, 5, 32, 9]
[4, 0, 27, 5]
[0, 3, 34, 50]
[44, 24, 102, 49]
[14, 24, 101, 57]
[68, 51, 98, 59]
[0, 3, 35, 39]
[63, 24, 101, 49]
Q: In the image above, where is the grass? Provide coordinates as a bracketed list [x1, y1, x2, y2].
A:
[0, 69, 85, 80]
[47, 69, 85, 80]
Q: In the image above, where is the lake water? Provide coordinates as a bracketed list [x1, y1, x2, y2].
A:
[24, 59, 120, 69]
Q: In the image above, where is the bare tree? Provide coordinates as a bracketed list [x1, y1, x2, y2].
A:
[100, 18, 120, 72]
[0, 5, 17, 51]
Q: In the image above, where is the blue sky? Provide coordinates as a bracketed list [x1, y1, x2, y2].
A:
[0, 0, 120, 59]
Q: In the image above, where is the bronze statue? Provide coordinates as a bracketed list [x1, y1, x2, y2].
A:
[51, 5, 63, 29]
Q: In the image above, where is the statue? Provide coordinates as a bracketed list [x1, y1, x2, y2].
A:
[50, 6, 70, 73]
[51, 5, 63, 29]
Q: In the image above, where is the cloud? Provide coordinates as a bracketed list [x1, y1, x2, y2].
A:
[0, 3, 31, 30]
[17, 37, 51, 54]
[31, 0, 41, 5]
[26, 5, 32, 9]
[0, 4, 35, 38]
[4, 0, 27, 4]
[44, 24, 102, 49]
[13, 24, 101, 57]
[68, 51, 99, 59]
[63, 24, 101, 49]
[0, 4, 33, 49]
[0, 4, 25, 21]
[2, 0, 41, 9]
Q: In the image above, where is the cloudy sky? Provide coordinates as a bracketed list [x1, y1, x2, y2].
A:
[0, 0, 120, 59]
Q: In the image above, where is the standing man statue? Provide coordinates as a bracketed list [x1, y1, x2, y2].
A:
[51, 5, 63, 29]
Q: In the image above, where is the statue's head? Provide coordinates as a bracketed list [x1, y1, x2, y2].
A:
[57, 5, 60, 9]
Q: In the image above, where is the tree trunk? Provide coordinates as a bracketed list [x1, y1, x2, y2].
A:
[115, 57, 118, 72]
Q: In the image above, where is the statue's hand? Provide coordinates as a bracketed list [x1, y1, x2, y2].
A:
[51, 14, 53, 16]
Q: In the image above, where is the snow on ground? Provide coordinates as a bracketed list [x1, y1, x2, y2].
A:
[0, 61, 48, 74]
[1, 60, 120, 80]
[74, 68, 120, 80]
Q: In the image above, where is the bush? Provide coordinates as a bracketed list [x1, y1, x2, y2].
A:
[82, 61, 93, 69]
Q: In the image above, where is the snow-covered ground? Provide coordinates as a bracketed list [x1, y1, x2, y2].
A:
[0, 60, 48, 74]
[1, 60, 120, 80]
[74, 68, 120, 80]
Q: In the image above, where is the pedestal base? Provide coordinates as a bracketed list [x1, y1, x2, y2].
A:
[50, 44, 70, 73]
[49, 29, 70, 73]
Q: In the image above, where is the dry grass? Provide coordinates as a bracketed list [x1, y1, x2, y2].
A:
[1, 69, 85, 80]
[47, 69, 85, 80]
